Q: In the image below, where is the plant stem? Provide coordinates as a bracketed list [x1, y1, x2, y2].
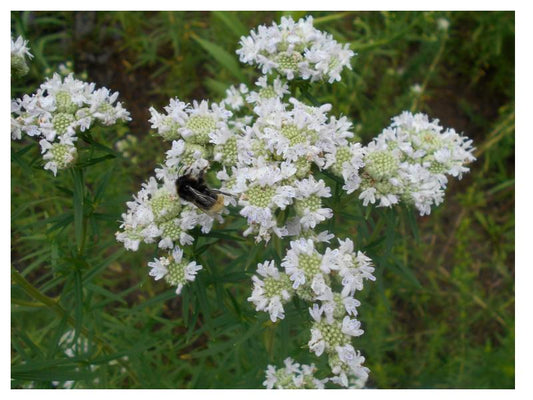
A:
[410, 32, 449, 112]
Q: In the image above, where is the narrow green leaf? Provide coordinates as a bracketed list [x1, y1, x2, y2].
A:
[78, 154, 117, 167]
[205, 78, 231, 97]
[73, 270, 84, 342]
[194, 276, 212, 329]
[244, 244, 261, 272]
[11, 329, 43, 359]
[487, 178, 514, 195]
[199, 229, 244, 241]
[71, 168, 85, 254]
[212, 11, 248, 38]
[12, 363, 95, 382]
[11, 148, 35, 177]
[391, 260, 422, 289]
[182, 285, 190, 326]
[93, 164, 116, 204]
[12, 197, 61, 220]
[313, 12, 353, 26]
[190, 322, 262, 359]
[404, 206, 420, 241]
[46, 214, 74, 234]
[77, 132, 119, 155]
[85, 283, 128, 307]
[192, 34, 246, 82]
[46, 316, 70, 358]
[129, 288, 175, 311]
[300, 86, 321, 107]
[225, 287, 241, 317]
[218, 271, 250, 283]
[32, 16, 67, 27]
[83, 248, 125, 283]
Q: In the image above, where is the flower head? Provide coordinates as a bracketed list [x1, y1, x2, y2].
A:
[263, 358, 327, 389]
[237, 16, 355, 83]
[248, 260, 294, 322]
[148, 247, 202, 295]
[11, 35, 33, 78]
[358, 111, 475, 215]
[11, 73, 130, 174]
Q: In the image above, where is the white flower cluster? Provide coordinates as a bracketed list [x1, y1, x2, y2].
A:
[264, 356, 367, 389]
[250, 236, 374, 387]
[358, 111, 475, 215]
[263, 357, 328, 389]
[11, 35, 33, 78]
[115, 167, 222, 294]
[116, 16, 372, 385]
[149, 99, 233, 173]
[118, 96, 245, 295]
[115, 15, 475, 388]
[237, 16, 354, 83]
[11, 73, 131, 175]
[212, 78, 363, 243]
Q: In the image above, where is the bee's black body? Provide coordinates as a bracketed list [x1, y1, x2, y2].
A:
[176, 169, 226, 213]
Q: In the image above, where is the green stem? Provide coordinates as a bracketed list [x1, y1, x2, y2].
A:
[410, 33, 449, 112]
[300, 86, 321, 107]
[71, 167, 88, 256]
[12, 267, 64, 316]
[366, 215, 386, 245]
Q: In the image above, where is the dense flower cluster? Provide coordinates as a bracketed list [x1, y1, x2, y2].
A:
[213, 86, 363, 242]
[251, 236, 374, 387]
[237, 15, 354, 83]
[116, 98, 236, 293]
[11, 35, 33, 78]
[10, 13, 477, 390]
[359, 111, 475, 215]
[114, 15, 475, 388]
[11, 73, 131, 175]
[115, 166, 225, 293]
[263, 357, 328, 389]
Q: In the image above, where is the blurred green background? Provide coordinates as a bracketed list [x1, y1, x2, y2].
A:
[11, 11, 514, 388]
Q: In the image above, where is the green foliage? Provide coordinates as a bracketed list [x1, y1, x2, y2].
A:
[11, 11, 514, 388]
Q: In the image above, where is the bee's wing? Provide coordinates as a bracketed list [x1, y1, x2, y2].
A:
[188, 186, 217, 208]
[210, 189, 234, 197]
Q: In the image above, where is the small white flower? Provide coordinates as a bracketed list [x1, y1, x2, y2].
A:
[246, 76, 290, 105]
[341, 316, 364, 337]
[148, 247, 202, 295]
[248, 260, 293, 322]
[220, 83, 248, 111]
[282, 238, 330, 294]
[317, 288, 361, 320]
[11, 35, 33, 77]
[293, 176, 333, 230]
[11, 35, 33, 59]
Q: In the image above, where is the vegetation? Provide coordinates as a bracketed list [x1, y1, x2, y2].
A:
[11, 11, 514, 388]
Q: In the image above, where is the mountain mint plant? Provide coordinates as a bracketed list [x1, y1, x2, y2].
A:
[114, 15, 475, 389]
[12, 14, 476, 389]
[11, 73, 131, 175]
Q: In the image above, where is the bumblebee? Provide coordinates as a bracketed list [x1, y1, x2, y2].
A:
[176, 168, 227, 214]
